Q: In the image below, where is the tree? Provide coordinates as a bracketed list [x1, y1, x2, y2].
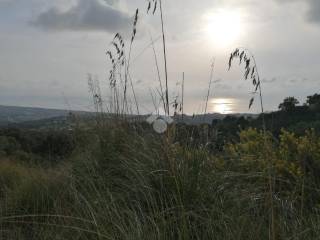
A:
[278, 97, 299, 111]
[306, 94, 320, 110]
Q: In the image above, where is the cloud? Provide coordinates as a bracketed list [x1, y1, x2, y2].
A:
[274, 0, 320, 24]
[215, 83, 233, 90]
[32, 0, 132, 33]
[306, 0, 320, 23]
[262, 77, 277, 83]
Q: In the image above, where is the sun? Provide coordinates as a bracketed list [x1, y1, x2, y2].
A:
[204, 9, 244, 47]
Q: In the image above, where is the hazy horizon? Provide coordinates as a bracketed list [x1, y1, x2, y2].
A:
[1, 0, 320, 115]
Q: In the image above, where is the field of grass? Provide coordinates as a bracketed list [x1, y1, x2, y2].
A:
[1, 121, 320, 239]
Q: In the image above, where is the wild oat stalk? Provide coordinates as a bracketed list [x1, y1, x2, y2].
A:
[149, 32, 166, 113]
[106, 9, 140, 116]
[228, 48, 275, 240]
[204, 58, 215, 121]
[106, 34, 125, 115]
[172, 95, 179, 117]
[125, 9, 140, 115]
[88, 74, 104, 124]
[147, 0, 169, 116]
[181, 72, 185, 121]
[228, 48, 265, 127]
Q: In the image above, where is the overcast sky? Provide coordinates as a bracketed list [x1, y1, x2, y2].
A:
[0, 0, 319, 114]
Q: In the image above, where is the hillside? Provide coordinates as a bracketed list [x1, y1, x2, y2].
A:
[0, 105, 70, 125]
[0, 105, 259, 128]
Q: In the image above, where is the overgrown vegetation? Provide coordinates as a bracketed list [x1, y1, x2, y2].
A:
[1, 2, 320, 239]
[1, 117, 320, 239]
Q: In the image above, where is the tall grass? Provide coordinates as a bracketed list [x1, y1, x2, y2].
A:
[228, 48, 274, 239]
[2, 127, 320, 239]
[203, 58, 215, 121]
[147, 0, 170, 116]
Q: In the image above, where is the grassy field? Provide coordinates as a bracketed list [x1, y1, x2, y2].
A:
[1, 121, 320, 239]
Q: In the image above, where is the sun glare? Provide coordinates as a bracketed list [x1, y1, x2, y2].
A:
[204, 9, 243, 47]
[210, 98, 235, 114]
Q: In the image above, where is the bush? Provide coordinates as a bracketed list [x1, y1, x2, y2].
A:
[0, 136, 21, 155]
[38, 131, 75, 160]
[1, 125, 320, 239]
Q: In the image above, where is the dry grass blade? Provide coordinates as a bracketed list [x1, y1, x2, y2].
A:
[3, 220, 112, 239]
[149, 33, 166, 112]
[204, 58, 215, 119]
[147, 0, 169, 116]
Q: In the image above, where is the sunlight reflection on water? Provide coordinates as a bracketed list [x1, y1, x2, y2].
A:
[209, 98, 238, 114]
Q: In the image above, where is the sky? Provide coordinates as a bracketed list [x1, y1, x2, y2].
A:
[0, 0, 319, 114]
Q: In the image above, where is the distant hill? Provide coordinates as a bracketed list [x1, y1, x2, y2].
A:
[0, 105, 258, 128]
[173, 113, 258, 125]
[0, 105, 80, 126]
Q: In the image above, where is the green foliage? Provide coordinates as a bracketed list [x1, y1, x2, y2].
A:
[0, 136, 21, 155]
[278, 97, 299, 111]
[0, 128, 75, 164]
[307, 93, 320, 111]
[1, 125, 320, 239]
[38, 131, 75, 159]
